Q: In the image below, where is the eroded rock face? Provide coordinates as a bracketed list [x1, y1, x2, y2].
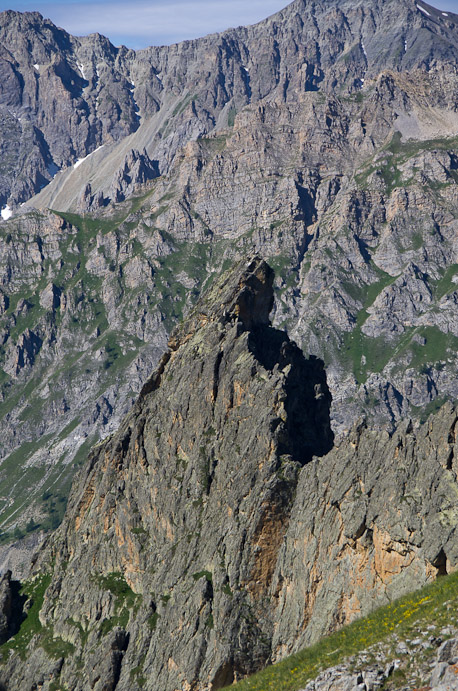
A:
[0, 258, 333, 689]
[1, 259, 457, 691]
[2, 0, 458, 211]
[271, 403, 458, 657]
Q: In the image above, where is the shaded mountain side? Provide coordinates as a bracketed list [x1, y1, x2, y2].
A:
[0, 259, 456, 691]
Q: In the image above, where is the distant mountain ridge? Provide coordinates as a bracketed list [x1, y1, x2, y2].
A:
[1, 0, 458, 212]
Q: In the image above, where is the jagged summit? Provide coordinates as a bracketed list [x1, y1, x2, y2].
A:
[171, 255, 274, 339]
[2, 0, 458, 213]
[0, 258, 333, 690]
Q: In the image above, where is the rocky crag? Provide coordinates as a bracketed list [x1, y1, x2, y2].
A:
[0, 258, 456, 690]
[1, 0, 458, 564]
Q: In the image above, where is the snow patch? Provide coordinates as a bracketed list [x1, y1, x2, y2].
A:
[360, 78, 365, 84]
[361, 41, 368, 59]
[404, 40, 407, 52]
[77, 61, 87, 80]
[1, 205, 12, 221]
[33, 63, 39, 71]
[417, 5, 431, 16]
[442, 12, 449, 16]
[74, 145, 104, 170]
[132, 97, 141, 122]
[242, 66, 249, 73]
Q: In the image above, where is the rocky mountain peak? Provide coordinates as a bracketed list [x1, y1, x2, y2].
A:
[168, 256, 274, 349]
[0, 257, 457, 690]
[1, 0, 458, 558]
[0, 258, 335, 689]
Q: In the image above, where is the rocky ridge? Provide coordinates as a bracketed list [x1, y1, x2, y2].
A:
[0, 258, 456, 690]
[299, 633, 458, 691]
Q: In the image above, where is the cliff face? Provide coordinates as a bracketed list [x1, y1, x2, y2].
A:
[0, 259, 457, 691]
[0, 258, 333, 689]
[273, 402, 458, 657]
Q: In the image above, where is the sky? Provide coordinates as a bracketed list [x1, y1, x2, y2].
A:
[3, 0, 458, 49]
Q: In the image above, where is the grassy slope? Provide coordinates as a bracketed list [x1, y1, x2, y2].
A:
[227, 570, 458, 690]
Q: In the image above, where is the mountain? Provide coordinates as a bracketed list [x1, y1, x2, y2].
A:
[0, 0, 458, 581]
[2, 0, 458, 211]
[0, 257, 456, 691]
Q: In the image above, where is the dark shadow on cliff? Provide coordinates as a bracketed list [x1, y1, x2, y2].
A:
[0, 572, 27, 646]
[249, 325, 334, 464]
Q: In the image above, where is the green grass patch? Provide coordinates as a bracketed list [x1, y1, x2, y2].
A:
[0, 573, 51, 661]
[227, 570, 458, 691]
[147, 612, 160, 630]
[408, 327, 458, 370]
[172, 93, 198, 118]
[130, 655, 147, 686]
[192, 570, 213, 583]
[52, 211, 120, 237]
[411, 396, 449, 424]
[228, 107, 237, 128]
[340, 268, 399, 384]
[39, 625, 75, 658]
[93, 572, 142, 631]
[355, 132, 458, 193]
[432, 263, 458, 300]
[198, 134, 228, 155]
[100, 609, 129, 636]
[385, 131, 458, 157]
[341, 331, 391, 385]
[94, 572, 141, 611]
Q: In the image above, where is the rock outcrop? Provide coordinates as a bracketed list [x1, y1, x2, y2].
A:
[0, 259, 457, 691]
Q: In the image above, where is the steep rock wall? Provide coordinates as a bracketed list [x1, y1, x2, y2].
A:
[0, 259, 457, 690]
